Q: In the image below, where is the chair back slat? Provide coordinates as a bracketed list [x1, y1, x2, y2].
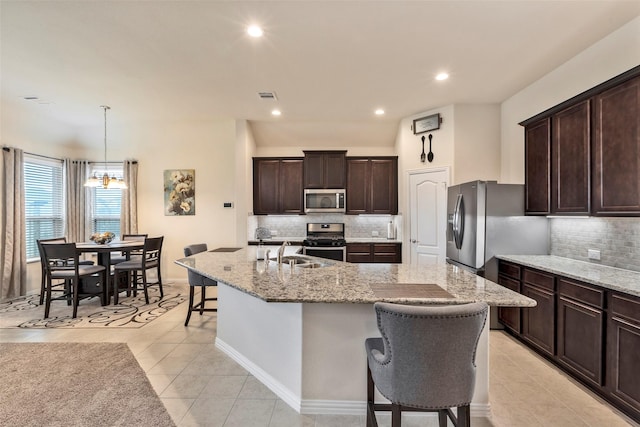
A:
[41, 242, 79, 274]
[142, 236, 163, 266]
[122, 234, 148, 242]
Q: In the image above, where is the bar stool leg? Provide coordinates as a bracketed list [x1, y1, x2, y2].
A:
[185, 286, 195, 326]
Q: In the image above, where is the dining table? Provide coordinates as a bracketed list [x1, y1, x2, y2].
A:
[75, 240, 145, 303]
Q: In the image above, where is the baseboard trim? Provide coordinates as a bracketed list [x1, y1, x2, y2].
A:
[215, 337, 302, 411]
[215, 338, 491, 417]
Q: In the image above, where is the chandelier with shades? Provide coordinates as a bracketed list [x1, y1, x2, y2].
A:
[84, 105, 127, 189]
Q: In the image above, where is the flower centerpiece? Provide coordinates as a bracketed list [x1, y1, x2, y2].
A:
[90, 231, 115, 245]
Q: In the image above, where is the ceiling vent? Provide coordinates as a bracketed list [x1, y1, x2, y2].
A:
[257, 91, 278, 101]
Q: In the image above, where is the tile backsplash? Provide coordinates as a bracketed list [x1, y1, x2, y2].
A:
[248, 214, 401, 240]
[551, 217, 640, 272]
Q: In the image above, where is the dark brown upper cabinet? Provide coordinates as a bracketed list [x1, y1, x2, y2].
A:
[593, 75, 640, 216]
[253, 158, 304, 215]
[346, 157, 398, 215]
[303, 151, 346, 189]
[524, 118, 551, 215]
[552, 100, 591, 215]
[521, 66, 640, 217]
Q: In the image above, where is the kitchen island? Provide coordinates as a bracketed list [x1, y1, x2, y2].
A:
[175, 247, 534, 417]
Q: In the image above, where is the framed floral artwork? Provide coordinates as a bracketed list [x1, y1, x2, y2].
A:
[164, 169, 195, 215]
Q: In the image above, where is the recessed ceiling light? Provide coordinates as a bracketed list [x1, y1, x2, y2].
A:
[435, 72, 449, 81]
[247, 25, 264, 38]
[375, 109, 385, 115]
[271, 109, 281, 116]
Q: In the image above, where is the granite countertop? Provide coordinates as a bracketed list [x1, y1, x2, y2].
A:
[496, 255, 640, 297]
[176, 247, 534, 307]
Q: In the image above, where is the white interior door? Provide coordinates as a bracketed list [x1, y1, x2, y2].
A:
[409, 168, 449, 265]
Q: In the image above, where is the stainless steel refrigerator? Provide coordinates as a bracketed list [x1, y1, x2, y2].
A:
[446, 181, 549, 326]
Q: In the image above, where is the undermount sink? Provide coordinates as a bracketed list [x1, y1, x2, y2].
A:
[271, 255, 333, 268]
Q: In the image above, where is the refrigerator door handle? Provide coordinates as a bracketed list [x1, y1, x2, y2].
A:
[453, 193, 465, 249]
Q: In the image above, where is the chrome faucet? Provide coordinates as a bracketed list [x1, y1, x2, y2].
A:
[277, 241, 290, 264]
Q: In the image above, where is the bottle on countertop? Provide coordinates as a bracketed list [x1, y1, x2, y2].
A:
[387, 220, 396, 240]
[256, 241, 265, 260]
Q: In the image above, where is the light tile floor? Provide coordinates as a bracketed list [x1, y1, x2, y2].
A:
[0, 284, 637, 427]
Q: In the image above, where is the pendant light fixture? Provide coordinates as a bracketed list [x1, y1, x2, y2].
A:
[84, 105, 127, 189]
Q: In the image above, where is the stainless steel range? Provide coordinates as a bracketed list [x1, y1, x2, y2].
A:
[302, 223, 346, 261]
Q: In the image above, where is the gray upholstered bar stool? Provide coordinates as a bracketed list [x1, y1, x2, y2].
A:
[183, 244, 218, 326]
[365, 301, 488, 427]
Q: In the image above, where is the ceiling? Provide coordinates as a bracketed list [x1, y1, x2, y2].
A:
[2, 1, 639, 148]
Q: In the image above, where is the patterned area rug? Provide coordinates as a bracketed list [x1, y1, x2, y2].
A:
[0, 283, 187, 328]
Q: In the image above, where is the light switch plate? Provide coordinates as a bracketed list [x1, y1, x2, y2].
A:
[588, 249, 601, 261]
[372, 230, 379, 237]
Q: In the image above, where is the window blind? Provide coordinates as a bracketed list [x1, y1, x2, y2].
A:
[24, 155, 64, 259]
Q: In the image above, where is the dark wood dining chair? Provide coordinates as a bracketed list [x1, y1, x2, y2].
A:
[113, 236, 164, 304]
[183, 244, 218, 326]
[109, 233, 148, 265]
[41, 242, 107, 318]
[37, 237, 94, 305]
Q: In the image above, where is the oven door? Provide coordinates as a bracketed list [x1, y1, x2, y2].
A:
[302, 246, 345, 262]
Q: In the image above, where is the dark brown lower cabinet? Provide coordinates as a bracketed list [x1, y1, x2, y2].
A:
[606, 292, 640, 420]
[498, 260, 640, 423]
[346, 243, 371, 263]
[346, 243, 401, 263]
[497, 275, 521, 333]
[556, 278, 604, 387]
[521, 268, 556, 357]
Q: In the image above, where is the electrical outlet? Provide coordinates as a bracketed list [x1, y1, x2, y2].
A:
[372, 230, 379, 237]
[270, 230, 278, 236]
[588, 249, 601, 261]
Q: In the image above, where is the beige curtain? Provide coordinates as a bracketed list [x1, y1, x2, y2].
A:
[1, 147, 26, 300]
[121, 160, 138, 234]
[65, 159, 92, 242]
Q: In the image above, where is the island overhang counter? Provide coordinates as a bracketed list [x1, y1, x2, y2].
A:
[175, 247, 534, 417]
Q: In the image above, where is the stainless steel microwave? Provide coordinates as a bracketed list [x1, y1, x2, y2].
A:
[304, 189, 346, 213]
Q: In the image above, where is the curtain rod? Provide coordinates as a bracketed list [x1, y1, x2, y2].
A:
[3, 147, 63, 162]
[88, 160, 138, 165]
[3, 147, 137, 164]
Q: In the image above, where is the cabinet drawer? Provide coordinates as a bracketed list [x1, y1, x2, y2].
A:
[523, 268, 555, 291]
[347, 243, 370, 253]
[558, 278, 604, 309]
[498, 275, 520, 292]
[499, 261, 521, 280]
[610, 292, 640, 324]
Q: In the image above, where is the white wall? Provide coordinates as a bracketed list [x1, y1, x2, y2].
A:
[395, 105, 455, 217]
[102, 119, 240, 280]
[453, 104, 501, 184]
[500, 16, 640, 183]
[2, 100, 243, 288]
[394, 103, 502, 217]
